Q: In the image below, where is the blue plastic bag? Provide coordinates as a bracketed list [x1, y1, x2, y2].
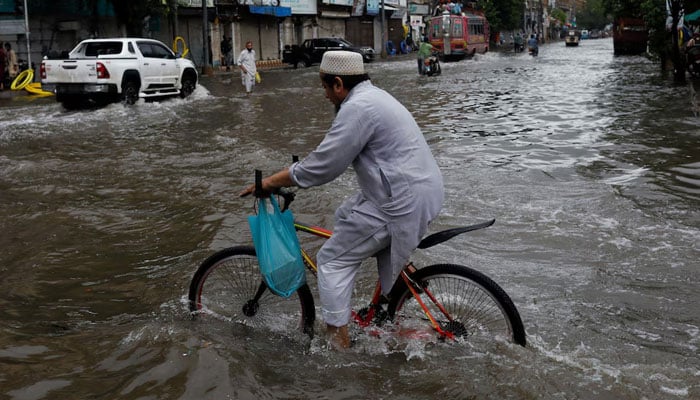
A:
[248, 195, 306, 297]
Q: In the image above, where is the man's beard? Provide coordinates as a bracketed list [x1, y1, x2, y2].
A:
[334, 104, 341, 114]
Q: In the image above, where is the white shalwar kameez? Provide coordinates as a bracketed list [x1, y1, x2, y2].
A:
[237, 49, 257, 93]
[289, 80, 444, 327]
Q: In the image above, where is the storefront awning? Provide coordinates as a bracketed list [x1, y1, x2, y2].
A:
[248, 5, 292, 16]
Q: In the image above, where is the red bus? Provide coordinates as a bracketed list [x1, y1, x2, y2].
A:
[428, 10, 489, 61]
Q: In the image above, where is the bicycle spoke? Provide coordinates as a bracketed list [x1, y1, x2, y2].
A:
[189, 247, 315, 336]
[389, 264, 526, 346]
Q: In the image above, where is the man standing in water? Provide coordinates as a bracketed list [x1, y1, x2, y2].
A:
[237, 41, 257, 95]
[240, 51, 444, 349]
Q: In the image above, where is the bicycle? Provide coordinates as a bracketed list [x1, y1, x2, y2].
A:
[188, 171, 527, 347]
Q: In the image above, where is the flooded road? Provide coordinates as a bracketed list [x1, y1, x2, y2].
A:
[1, 37, 699, 399]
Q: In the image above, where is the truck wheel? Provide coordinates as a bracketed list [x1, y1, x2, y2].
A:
[122, 80, 139, 105]
[301, 58, 311, 68]
[180, 73, 196, 98]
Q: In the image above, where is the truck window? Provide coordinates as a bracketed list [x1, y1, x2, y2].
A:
[137, 42, 174, 59]
[151, 43, 176, 59]
[85, 42, 123, 57]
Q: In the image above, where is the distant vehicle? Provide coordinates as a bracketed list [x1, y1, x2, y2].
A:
[41, 38, 198, 109]
[428, 10, 489, 61]
[282, 38, 375, 68]
[613, 17, 648, 55]
[565, 30, 580, 47]
[580, 30, 590, 40]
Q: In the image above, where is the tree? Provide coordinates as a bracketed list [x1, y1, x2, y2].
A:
[478, 0, 524, 41]
[576, 0, 612, 30]
[78, 0, 164, 37]
[107, 0, 165, 37]
[550, 8, 568, 26]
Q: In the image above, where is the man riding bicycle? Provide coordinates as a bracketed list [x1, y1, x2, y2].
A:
[240, 51, 444, 349]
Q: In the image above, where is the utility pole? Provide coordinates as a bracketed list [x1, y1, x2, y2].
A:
[380, 0, 387, 58]
[23, 0, 31, 72]
[202, 0, 212, 75]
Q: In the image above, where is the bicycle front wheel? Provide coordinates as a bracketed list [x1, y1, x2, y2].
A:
[387, 264, 526, 346]
[188, 246, 315, 337]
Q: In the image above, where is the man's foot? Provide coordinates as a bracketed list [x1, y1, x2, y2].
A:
[326, 324, 350, 350]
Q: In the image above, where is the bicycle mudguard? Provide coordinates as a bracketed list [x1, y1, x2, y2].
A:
[416, 219, 495, 249]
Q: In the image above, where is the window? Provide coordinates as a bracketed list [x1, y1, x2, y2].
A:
[85, 42, 123, 57]
[137, 42, 175, 59]
[453, 21, 463, 38]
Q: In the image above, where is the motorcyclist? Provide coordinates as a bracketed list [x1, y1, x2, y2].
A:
[527, 34, 538, 56]
[417, 37, 433, 75]
[514, 33, 524, 52]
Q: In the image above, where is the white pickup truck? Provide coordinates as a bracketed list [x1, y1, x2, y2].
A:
[41, 38, 198, 109]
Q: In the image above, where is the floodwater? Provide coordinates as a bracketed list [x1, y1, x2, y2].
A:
[1, 38, 698, 399]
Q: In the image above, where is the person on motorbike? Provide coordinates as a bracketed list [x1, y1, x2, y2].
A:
[527, 34, 538, 56]
[417, 37, 433, 75]
[514, 33, 524, 52]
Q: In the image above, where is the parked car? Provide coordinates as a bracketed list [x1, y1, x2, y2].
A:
[282, 38, 375, 68]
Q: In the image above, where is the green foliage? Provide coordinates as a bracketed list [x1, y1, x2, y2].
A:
[576, 0, 612, 29]
[107, 0, 165, 36]
[601, 0, 645, 17]
[479, 0, 523, 33]
[550, 8, 568, 25]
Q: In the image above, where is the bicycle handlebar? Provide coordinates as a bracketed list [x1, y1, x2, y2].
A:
[253, 154, 299, 211]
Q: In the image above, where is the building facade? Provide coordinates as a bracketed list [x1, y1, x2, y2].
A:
[1, 0, 424, 72]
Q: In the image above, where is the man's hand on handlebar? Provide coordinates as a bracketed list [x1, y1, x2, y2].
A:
[239, 168, 294, 198]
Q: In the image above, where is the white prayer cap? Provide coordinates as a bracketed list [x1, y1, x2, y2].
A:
[319, 51, 364, 76]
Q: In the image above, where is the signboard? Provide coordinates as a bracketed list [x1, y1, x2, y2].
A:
[351, 0, 366, 16]
[410, 15, 423, 27]
[280, 0, 318, 14]
[409, 4, 429, 15]
[322, 0, 353, 5]
[0, 0, 15, 13]
[178, 0, 215, 7]
[366, 0, 378, 15]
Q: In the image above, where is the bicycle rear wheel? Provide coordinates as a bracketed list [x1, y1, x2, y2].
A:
[387, 264, 526, 346]
[188, 246, 315, 337]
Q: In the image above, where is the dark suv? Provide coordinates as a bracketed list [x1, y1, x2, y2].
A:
[283, 38, 375, 68]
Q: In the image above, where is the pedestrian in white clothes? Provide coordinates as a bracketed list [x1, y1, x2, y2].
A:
[237, 41, 257, 94]
[240, 51, 444, 350]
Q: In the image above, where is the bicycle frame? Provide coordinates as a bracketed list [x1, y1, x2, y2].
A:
[292, 218, 458, 340]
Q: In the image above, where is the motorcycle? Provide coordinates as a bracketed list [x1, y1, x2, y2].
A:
[528, 46, 539, 57]
[424, 53, 441, 76]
